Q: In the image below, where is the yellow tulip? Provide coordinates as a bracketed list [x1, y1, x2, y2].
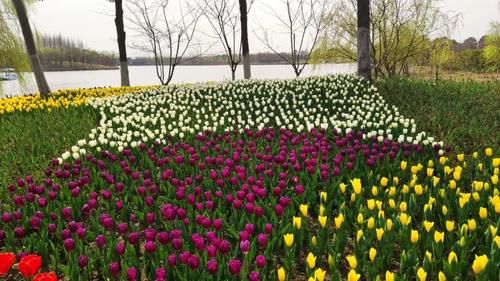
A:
[318, 216, 327, 228]
[399, 202, 407, 212]
[494, 236, 500, 248]
[334, 214, 344, 229]
[346, 255, 357, 269]
[277, 267, 286, 281]
[386, 219, 393, 231]
[457, 154, 464, 162]
[434, 231, 445, 243]
[448, 251, 458, 264]
[293, 216, 301, 229]
[385, 271, 395, 281]
[371, 186, 378, 196]
[347, 269, 360, 281]
[314, 268, 326, 281]
[423, 220, 434, 232]
[411, 165, 418, 174]
[369, 247, 377, 263]
[283, 233, 294, 247]
[473, 152, 478, 159]
[453, 166, 462, 181]
[427, 168, 434, 177]
[380, 177, 389, 187]
[417, 267, 427, 281]
[428, 159, 434, 168]
[367, 199, 376, 210]
[311, 236, 317, 246]
[468, 219, 477, 231]
[432, 176, 440, 187]
[340, 183, 346, 193]
[319, 205, 325, 216]
[320, 191, 327, 202]
[356, 230, 363, 241]
[400, 213, 411, 226]
[308, 277, 315, 281]
[376, 200, 383, 210]
[402, 184, 409, 194]
[492, 158, 500, 168]
[376, 228, 384, 241]
[446, 220, 455, 232]
[357, 213, 364, 225]
[472, 255, 489, 274]
[410, 230, 419, 244]
[300, 204, 308, 217]
[328, 254, 334, 266]
[492, 175, 499, 185]
[439, 156, 447, 165]
[490, 225, 497, 236]
[414, 184, 423, 195]
[449, 179, 457, 189]
[351, 178, 362, 195]
[479, 207, 488, 219]
[393, 177, 399, 185]
[485, 148, 493, 157]
[306, 252, 316, 269]
[367, 217, 375, 229]
[438, 271, 446, 281]
[438, 205, 447, 216]
[400, 161, 407, 171]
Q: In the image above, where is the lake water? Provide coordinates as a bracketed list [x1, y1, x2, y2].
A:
[1, 64, 356, 97]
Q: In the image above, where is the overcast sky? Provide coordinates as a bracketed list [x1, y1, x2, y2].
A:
[29, 0, 500, 57]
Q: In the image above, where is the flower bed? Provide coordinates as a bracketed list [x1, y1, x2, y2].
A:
[0, 86, 155, 115]
[0, 76, 498, 280]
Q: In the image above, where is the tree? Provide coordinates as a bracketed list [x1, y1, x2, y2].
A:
[483, 22, 500, 72]
[261, 0, 333, 77]
[202, 0, 242, 81]
[11, 0, 50, 97]
[357, 0, 371, 80]
[129, 0, 203, 85]
[319, 0, 458, 78]
[238, 0, 251, 79]
[428, 37, 454, 80]
[112, 0, 130, 86]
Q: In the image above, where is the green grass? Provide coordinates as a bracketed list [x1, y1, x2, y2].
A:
[0, 106, 98, 186]
[376, 77, 500, 153]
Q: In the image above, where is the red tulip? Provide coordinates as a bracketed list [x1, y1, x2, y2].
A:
[33, 272, 58, 281]
[18, 255, 42, 278]
[0, 252, 16, 276]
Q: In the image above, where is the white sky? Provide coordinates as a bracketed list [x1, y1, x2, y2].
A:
[29, 0, 500, 57]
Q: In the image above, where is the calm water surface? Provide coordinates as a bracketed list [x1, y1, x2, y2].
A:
[1, 64, 355, 97]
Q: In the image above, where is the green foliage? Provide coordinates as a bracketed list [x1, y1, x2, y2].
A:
[376, 77, 500, 153]
[0, 11, 30, 72]
[482, 22, 500, 72]
[0, 106, 99, 185]
[448, 49, 484, 72]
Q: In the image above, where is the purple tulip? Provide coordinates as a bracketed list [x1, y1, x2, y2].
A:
[126, 267, 137, 281]
[256, 255, 266, 268]
[108, 262, 121, 277]
[96, 235, 106, 249]
[64, 238, 75, 252]
[228, 259, 242, 275]
[115, 241, 126, 256]
[145, 241, 156, 253]
[249, 271, 261, 281]
[207, 259, 218, 274]
[128, 232, 140, 245]
[240, 240, 250, 253]
[167, 254, 177, 267]
[78, 255, 88, 269]
[156, 267, 166, 280]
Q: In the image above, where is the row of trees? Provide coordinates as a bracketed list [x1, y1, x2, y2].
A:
[39, 34, 117, 68]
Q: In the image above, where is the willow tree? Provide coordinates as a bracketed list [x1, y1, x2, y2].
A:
[318, 0, 458, 78]
[11, 0, 50, 97]
[483, 22, 500, 72]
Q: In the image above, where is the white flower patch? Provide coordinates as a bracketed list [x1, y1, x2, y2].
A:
[64, 75, 440, 160]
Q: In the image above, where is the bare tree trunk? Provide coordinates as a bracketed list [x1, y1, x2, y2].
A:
[12, 0, 51, 97]
[357, 0, 371, 81]
[114, 0, 130, 86]
[239, 0, 251, 79]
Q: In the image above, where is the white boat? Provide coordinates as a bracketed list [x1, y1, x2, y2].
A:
[0, 68, 18, 81]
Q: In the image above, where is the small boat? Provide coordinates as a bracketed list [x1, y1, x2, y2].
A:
[0, 68, 18, 81]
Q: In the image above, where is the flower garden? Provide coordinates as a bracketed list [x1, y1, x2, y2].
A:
[0, 75, 498, 280]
